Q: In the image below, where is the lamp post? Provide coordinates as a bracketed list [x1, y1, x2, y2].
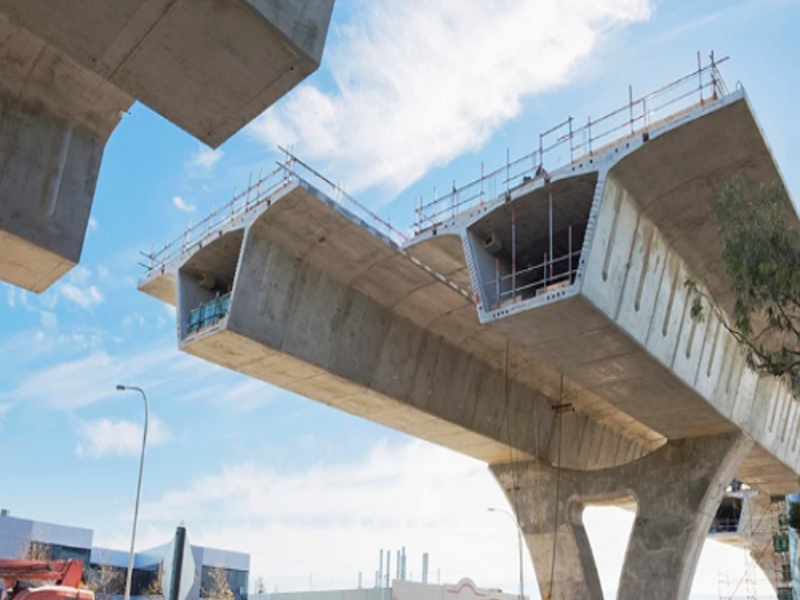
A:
[116, 384, 149, 600]
[488, 507, 524, 600]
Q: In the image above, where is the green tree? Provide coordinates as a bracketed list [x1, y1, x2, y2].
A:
[688, 177, 800, 392]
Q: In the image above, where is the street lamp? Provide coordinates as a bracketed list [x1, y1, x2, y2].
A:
[116, 384, 149, 600]
[488, 507, 524, 600]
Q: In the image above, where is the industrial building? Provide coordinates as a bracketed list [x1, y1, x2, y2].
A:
[251, 578, 525, 600]
[0, 511, 249, 600]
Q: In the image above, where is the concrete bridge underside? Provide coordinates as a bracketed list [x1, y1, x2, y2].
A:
[141, 91, 799, 599]
[0, 0, 334, 292]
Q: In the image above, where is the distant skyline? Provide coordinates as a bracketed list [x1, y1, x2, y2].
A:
[2, 1, 799, 599]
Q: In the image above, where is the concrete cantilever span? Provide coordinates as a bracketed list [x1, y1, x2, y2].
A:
[0, 0, 335, 292]
[140, 68, 799, 599]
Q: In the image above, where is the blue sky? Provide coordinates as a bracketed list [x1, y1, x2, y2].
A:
[1, 0, 799, 598]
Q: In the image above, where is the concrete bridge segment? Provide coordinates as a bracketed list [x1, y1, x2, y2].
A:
[140, 88, 799, 599]
[0, 0, 335, 292]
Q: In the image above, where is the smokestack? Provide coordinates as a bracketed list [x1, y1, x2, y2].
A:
[359, 572, 362, 589]
[401, 547, 406, 581]
[422, 553, 429, 584]
[396, 550, 400, 579]
[386, 550, 391, 588]
[379, 550, 384, 589]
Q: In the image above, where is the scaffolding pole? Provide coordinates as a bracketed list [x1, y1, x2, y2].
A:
[511, 206, 516, 299]
[549, 192, 554, 279]
[568, 225, 573, 282]
[496, 258, 501, 308]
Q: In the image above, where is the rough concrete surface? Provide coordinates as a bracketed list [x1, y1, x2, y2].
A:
[493, 434, 753, 600]
[0, 0, 334, 291]
[140, 87, 800, 597]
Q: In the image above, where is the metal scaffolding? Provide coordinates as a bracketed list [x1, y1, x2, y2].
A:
[414, 52, 730, 234]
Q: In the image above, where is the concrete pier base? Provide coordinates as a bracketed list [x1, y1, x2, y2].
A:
[492, 434, 754, 600]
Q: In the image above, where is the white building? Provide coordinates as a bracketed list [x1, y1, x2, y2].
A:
[252, 578, 526, 600]
[0, 510, 250, 600]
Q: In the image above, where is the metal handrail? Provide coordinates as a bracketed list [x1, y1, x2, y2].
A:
[141, 149, 409, 276]
[487, 250, 583, 286]
[415, 54, 729, 233]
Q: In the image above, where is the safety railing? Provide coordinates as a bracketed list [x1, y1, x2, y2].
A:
[485, 251, 581, 310]
[483, 216, 581, 310]
[140, 149, 409, 277]
[415, 52, 729, 233]
[187, 293, 231, 335]
[709, 517, 742, 534]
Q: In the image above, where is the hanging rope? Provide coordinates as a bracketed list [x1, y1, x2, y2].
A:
[503, 341, 525, 600]
[547, 375, 566, 600]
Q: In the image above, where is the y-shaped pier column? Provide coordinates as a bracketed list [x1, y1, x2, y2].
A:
[492, 434, 753, 600]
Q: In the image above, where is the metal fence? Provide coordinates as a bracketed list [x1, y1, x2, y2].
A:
[141, 149, 409, 277]
[414, 52, 729, 233]
[485, 223, 581, 310]
[187, 293, 231, 335]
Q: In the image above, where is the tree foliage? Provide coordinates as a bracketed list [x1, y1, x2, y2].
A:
[689, 176, 800, 393]
[21, 541, 52, 561]
[140, 569, 164, 599]
[201, 567, 235, 600]
[84, 563, 125, 600]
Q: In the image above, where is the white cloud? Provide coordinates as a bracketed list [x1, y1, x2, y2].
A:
[70, 266, 91, 284]
[40, 310, 58, 329]
[88, 216, 99, 232]
[0, 346, 186, 411]
[6, 287, 35, 312]
[39, 291, 59, 310]
[122, 313, 146, 329]
[61, 283, 104, 309]
[58, 267, 104, 309]
[172, 196, 196, 213]
[250, 0, 651, 195]
[186, 145, 224, 177]
[75, 416, 171, 458]
[180, 379, 278, 414]
[0, 338, 271, 416]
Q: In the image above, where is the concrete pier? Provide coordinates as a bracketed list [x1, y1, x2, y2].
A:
[493, 434, 753, 600]
[141, 77, 799, 598]
[0, 0, 335, 292]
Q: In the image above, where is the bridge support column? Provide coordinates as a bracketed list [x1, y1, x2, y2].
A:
[492, 434, 753, 600]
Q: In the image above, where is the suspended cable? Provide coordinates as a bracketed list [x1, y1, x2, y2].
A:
[548, 375, 565, 600]
[503, 340, 525, 600]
